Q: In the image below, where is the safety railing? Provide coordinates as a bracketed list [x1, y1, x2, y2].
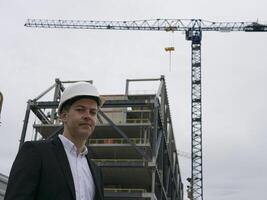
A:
[92, 158, 144, 163]
[126, 109, 151, 123]
[104, 188, 146, 193]
[88, 138, 148, 145]
[126, 118, 150, 123]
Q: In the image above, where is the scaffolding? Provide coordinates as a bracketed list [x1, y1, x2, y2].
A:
[0, 173, 8, 200]
[20, 76, 183, 200]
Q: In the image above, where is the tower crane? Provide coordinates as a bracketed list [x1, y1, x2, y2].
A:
[25, 18, 267, 200]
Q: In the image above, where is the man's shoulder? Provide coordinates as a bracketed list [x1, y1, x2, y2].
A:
[19, 137, 63, 158]
[22, 137, 60, 149]
[23, 139, 51, 145]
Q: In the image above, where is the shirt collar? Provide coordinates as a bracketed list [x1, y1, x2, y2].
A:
[59, 134, 88, 156]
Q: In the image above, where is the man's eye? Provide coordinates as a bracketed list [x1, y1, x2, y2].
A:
[90, 110, 97, 115]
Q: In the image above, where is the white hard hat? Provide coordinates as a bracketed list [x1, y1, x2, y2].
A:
[58, 82, 103, 113]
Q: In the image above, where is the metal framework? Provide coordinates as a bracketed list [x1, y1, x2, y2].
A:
[186, 29, 203, 200]
[25, 19, 267, 32]
[0, 172, 8, 199]
[24, 18, 267, 200]
[19, 77, 183, 200]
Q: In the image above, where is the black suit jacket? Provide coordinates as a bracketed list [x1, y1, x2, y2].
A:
[4, 137, 104, 200]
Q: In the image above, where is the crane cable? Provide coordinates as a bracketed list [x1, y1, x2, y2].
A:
[165, 30, 175, 72]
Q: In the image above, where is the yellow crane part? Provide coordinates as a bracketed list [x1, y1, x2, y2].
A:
[164, 47, 175, 52]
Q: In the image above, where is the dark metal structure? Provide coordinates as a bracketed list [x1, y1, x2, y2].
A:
[24, 18, 267, 200]
[0, 92, 3, 124]
[0, 173, 8, 200]
[20, 77, 183, 200]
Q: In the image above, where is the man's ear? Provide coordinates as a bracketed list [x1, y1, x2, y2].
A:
[59, 110, 68, 122]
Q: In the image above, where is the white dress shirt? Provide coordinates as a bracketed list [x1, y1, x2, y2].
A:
[59, 134, 95, 200]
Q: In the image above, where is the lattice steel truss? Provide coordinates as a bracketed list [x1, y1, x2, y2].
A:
[186, 30, 203, 200]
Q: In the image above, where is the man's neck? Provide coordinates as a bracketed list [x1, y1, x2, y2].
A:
[62, 133, 86, 155]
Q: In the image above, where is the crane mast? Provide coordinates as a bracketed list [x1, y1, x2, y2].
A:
[186, 28, 203, 200]
[25, 18, 267, 200]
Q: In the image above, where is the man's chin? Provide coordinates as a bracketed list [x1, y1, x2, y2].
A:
[78, 129, 93, 139]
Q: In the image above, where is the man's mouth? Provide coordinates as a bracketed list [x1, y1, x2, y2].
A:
[80, 123, 91, 127]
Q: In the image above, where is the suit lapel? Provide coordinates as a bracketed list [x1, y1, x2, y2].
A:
[52, 137, 76, 199]
[86, 154, 103, 200]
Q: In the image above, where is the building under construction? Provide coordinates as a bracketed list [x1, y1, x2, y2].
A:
[18, 76, 183, 200]
[0, 173, 8, 200]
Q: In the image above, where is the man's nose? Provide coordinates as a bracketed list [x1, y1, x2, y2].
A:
[83, 109, 96, 119]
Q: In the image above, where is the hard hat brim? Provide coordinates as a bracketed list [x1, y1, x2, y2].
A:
[58, 95, 104, 114]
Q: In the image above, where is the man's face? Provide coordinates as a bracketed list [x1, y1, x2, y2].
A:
[60, 98, 98, 142]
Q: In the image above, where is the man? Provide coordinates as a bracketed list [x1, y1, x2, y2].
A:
[5, 82, 104, 200]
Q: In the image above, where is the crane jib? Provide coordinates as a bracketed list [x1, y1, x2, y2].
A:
[25, 18, 267, 33]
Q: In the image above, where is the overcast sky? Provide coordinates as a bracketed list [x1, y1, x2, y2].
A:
[1, 0, 267, 200]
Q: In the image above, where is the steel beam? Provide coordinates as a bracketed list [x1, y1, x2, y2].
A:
[98, 109, 150, 161]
